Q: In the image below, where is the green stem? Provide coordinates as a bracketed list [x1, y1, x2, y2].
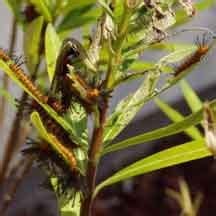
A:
[106, 6, 132, 88]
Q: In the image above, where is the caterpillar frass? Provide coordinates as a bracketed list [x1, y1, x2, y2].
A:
[174, 34, 210, 77]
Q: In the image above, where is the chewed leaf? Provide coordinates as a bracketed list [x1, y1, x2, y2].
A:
[95, 139, 211, 196]
[157, 46, 196, 67]
[104, 70, 160, 145]
[23, 16, 44, 74]
[45, 24, 61, 82]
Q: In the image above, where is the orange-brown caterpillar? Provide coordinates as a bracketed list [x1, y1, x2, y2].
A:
[23, 139, 81, 196]
[0, 48, 64, 113]
[31, 101, 77, 170]
[174, 34, 210, 76]
[0, 49, 11, 62]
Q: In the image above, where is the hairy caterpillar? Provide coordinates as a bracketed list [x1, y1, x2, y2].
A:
[0, 48, 64, 113]
[174, 34, 210, 76]
[23, 139, 81, 196]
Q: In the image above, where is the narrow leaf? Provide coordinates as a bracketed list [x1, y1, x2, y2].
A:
[96, 139, 211, 196]
[4, 0, 24, 24]
[45, 24, 61, 82]
[30, 0, 52, 22]
[103, 107, 203, 155]
[180, 79, 202, 113]
[0, 59, 82, 146]
[23, 16, 44, 74]
[31, 112, 75, 167]
[104, 70, 160, 144]
[155, 98, 202, 139]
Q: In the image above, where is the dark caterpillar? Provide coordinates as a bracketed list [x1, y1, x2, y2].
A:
[23, 139, 81, 196]
[174, 34, 210, 76]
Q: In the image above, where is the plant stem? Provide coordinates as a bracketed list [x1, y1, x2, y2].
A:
[0, 17, 17, 130]
[0, 156, 34, 216]
[80, 100, 108, 216]
[81, 5, 132, 215]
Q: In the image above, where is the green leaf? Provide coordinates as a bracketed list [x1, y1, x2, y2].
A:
[95, 139, 211, 196]
[4, 0, 24, 24]
[30, 111, 75, 168]
[23, 16, 44, 74]
[180, 79, 203, 113]
[157, 46, 196, 67]
[30, 111, 51, 142]
[57, 5, 99, 34]
[30, 0, 52, 22]
[155, 98, 202, 140]
[129, 60, 172, 73]
[0, 87, 17, 109]
[98, 0, 114, 19]
[60, 193, 81, 216]
[0, 59, 82, 146]
[104, 70, 160, 144]
[59, 0, 97, 14]
[103, 107, 204, 155]
[45, 24, 61, 82]
[63, 103, 88, 149]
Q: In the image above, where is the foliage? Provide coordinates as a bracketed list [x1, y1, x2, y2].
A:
[0, 0, 216, 216]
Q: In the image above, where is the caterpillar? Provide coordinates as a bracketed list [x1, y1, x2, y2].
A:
[23, 139, 81, 197]
[174, 34, 210, 77]
[0, 48, 11, 62]
[31, 100, 78, 170]
[0, 48, 64, 113]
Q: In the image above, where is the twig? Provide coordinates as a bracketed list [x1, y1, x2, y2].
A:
[0, 17, 17, 130]
[0, 61, 41, 184]
[80, 100, 109, 216]
[0, 156, 34, 216]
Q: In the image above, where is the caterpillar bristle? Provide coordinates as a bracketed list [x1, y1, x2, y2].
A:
[23, 138, 80, 199]
[174, 33, 211, 77]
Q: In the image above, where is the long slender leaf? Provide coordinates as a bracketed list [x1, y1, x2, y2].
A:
[0, 59, 83, 146]
[45, 24, 61, 82]
[4, 0, 24, 24]
[23, 16, 44, 74]
[155, 98, 202, 140]
[104, 98, 216, 155]
[180, 80, 203, 113]
[31, 112, 75, 169]
[96, 139, 211, 196]
[103, 106, 205, 155]
[104, 70, 160, 144]
[30, 0, 52, 22]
